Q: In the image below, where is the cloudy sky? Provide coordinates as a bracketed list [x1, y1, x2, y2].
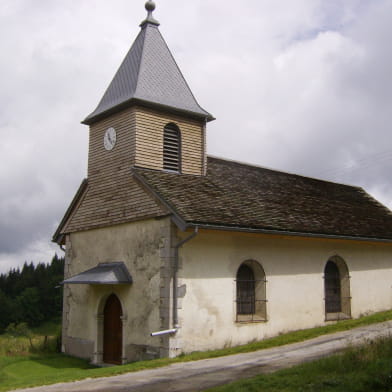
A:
[1, 0, 391, 273]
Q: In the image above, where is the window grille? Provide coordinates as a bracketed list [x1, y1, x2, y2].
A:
[324, 256, 351, 321]
[324, 261, 341, 313]
[235, 261, 267, 323]
[163, 124, 181, 172]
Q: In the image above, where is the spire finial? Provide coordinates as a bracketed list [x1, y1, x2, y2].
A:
[145, 1, 155, 12]
[140, 1, 160, 27]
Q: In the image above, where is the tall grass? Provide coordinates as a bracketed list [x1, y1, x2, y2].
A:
[0, 335, 31, 356]
[0, 319, 61, 356]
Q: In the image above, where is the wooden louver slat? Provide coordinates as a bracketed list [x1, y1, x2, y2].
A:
[163, 124, 181, 172]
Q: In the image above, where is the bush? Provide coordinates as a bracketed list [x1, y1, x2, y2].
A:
[29, 325, 62, 354]
[5, 322, 34, 350]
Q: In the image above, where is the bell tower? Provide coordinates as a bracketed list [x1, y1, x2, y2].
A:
[82, 1, 214, 179]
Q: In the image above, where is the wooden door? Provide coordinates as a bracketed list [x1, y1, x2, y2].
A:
[103, 294, 123, 364]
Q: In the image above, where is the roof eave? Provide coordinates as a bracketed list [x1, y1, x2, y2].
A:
[82, 98, 215, 126]
[183, 221, 392, 244]
[52, 179, 88, 245]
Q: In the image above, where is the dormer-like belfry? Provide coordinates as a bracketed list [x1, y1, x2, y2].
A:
[83, 1, 213, 125]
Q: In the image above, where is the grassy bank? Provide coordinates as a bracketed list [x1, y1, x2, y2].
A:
[1, 310, 392, 391]
[207, 335, 392, 391]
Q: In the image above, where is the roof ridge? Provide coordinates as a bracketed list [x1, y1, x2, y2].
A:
[133, 24, 148, 98]
[151, 26, 212, 119]
[82, 27, 146, 124]
[207, 155, 362, 189]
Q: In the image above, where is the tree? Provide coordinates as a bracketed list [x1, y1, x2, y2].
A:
[15, 287, 44, 326]
[0, 289, 14, 331]
[0, 254, 64, 331]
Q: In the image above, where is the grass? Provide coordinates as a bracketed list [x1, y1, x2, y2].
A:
[0, 310, 392, 391]
[206, 336, 392, 392]
[0, 355, 94, 391]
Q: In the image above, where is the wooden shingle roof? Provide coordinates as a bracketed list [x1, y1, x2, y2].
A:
[52, 172, 169, 244]
[134, 156, 392, 241]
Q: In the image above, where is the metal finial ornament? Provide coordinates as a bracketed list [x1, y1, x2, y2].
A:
[145, 1, 156, 12]
[140, 0, 159, 27]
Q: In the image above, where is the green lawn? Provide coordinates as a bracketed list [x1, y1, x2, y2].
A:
[1, 310, 392, 391]
[206, 335, 392, 392]
[0, 355, 94, 391]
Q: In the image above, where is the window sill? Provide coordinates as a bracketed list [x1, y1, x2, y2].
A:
[236, 314, 267, 323]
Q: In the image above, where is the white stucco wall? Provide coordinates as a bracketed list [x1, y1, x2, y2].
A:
[63, 217, 171, 362]
[63, 221, 392, 361]
[176, 229, 392, 353]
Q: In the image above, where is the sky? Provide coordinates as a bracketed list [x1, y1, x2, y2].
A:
[1, 0, 391, 273]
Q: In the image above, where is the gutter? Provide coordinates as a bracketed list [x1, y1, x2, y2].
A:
[185, 222, 392, 244]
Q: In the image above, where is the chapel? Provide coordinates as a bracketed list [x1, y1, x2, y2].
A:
[54, 2, 392, 364]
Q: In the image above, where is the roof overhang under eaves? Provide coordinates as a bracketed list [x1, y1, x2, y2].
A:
[61, 262, 133, 285]
[82, 98, 215, 126]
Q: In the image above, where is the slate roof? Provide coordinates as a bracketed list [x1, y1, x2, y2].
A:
[134, 156, 392, 241]
[62, 262, 132, 285]
[83, 12, 213, 125]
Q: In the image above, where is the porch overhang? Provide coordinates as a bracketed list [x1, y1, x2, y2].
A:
[61, 262, 133, 285]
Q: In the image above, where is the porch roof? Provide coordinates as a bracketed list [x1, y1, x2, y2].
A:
[62, 262, 133, 285]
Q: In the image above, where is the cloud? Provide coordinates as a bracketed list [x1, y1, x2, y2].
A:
[205, 0, 392, 202]
[0, 239, 59, 273]
[0, 0, 391, 273]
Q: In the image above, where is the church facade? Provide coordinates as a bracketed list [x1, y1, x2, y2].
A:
[54, 2, 392, 365]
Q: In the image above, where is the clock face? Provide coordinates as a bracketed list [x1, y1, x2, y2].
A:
[104, 127, 116, 151]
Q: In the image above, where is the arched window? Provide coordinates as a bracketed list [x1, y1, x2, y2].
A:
[324, 256, 351, 321]
[237, 264, 255, 315]
[324, 261, 341, 313]
[236, 260, 267, 322]
[163, 123, 181, 172]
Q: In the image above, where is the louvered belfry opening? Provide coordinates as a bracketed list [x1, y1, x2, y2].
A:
[163, 124, 181, 172]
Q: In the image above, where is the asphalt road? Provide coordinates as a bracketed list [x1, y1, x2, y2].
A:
[14, 320, 392, 392]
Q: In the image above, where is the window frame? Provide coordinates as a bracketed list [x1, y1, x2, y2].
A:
[163, 123, 181, 173]
[235, 260, 267, 323]
[324, 255, 351, 321]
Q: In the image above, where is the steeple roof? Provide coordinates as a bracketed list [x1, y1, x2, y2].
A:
[83, 2, 213, 125]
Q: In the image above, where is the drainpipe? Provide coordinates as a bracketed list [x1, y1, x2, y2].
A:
[150, 226, 198, 337]
[172, 226, 198, 329]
